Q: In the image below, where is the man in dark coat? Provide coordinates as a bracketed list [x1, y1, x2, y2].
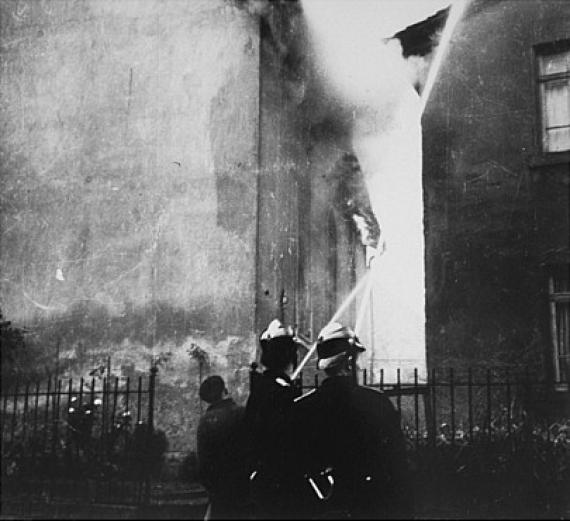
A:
[292, 322, 413, 519]
[245, 318, 303, 519]
[197, 375, 251, 520]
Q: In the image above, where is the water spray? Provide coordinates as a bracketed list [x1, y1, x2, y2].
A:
[292, 0, 468, 380]
[291, 270, 373, 380]
[419, 0, 468, 114]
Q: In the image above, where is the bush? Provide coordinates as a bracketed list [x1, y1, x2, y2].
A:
[405, 419, 570, 517]
[1, 402, 169, 483]
[178, 451, 199, 483]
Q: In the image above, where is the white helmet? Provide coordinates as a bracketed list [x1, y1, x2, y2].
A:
[316, 322, 365, 370]
[259, 319, 299, 371]
[260, 319, 295, 342]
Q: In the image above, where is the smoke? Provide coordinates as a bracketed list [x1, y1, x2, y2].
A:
[229, 0, 273, 16]
[302, 1, 413, 113]
[385, 37, 438, 94]
[232, 0, 273, 17]
[302, 0, 424, 248]
[300, 0, 466, 378]
[332, 153, 381, 249]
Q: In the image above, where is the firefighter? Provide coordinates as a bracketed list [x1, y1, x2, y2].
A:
[245, 318, 303, 519]
[292, 322, 413, 519]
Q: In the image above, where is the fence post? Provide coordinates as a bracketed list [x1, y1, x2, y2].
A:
[111, 377, 119, 427]
[125, 377, 130, 415]
[414, 368, 419, 449]
[148, 367, 157, 434]
[22, 382, 30, 443]
[137, 376, 143, 423]
[396, 368, 401, 424]
[51, 380, 61, 457]
[32, 382, 40, 457]
[449, 368, 455, 445]
[2, 390, 9, 442]
[144, 366, 158, 506]
[426, 369, 437, 447]
[43, 377, 51, 449]
[468, 368, 473, 440]
[10, 379, 20, 445]
[506, 369, 512, 439]
[66, 379, 72, 447]
[523, 367, 533, 438]
[101, 376, 108, 460]
[486, 369, 492, 439]
[423, 371, 433, 446]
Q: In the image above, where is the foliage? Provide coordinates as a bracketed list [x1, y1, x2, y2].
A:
[0, 309, 55, 387]
[0, 309, 29, 387]
[178, 451, 199, 483]
[404, 417, 570, 517]
[0, 309, 26, 365]
[187, 343, 209, 366]
[1, 398, 168, 484]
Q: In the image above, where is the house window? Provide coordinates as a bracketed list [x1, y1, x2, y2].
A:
[538, 42, 570, 152]
[549, 267, 570, 384]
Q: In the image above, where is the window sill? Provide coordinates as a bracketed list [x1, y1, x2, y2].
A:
[527, 151, 570, 168]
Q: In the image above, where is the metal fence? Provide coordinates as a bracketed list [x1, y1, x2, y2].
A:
[1, 367, 158, 506]
[3, 364, 569, 516]
[294, 367, 569, 443]
[293, 366, 570, 517]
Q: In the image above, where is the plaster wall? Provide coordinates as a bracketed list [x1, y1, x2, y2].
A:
[423, 0, 570, 374]
[0, 0, 260, 450]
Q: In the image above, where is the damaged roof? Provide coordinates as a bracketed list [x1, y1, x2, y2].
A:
[393, 6, 450, 57]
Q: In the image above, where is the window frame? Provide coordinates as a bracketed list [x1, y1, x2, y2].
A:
[535, 39, 570, 155]
[548, 272, 570, 389]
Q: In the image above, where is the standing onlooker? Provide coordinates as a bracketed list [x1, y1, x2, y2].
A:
[292, 322, 413, 519]
[197, 375, 251, 520]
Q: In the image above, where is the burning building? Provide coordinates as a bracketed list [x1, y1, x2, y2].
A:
[0, 0, 460, 452]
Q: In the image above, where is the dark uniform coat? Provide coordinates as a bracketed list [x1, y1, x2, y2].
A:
[197, 397, 251, 519]
[245, 369, 301, 519]
[292, 375, 412, 519]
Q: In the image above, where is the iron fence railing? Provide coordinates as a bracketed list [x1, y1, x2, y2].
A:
[288, 366, 570, 517]
[1, 367, 158, 506]
[2, 363, 569, 516]
[292, 367, 569, 445]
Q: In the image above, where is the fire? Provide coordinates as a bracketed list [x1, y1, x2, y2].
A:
[298, 0, 468, 381]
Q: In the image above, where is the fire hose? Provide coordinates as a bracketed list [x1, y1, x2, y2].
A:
[291, 245, 384, 381]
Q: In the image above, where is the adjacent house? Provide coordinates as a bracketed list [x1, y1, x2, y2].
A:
[3, 0, 567, 453]
[398, 0, 570, 402]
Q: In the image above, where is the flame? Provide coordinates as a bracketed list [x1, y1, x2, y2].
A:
[298, 0, 468, 380]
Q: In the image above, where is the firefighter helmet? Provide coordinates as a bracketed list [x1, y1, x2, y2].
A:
[260, 319, 295, 342]
[259, 319, 299, 371]
[316, 322, 365, 370]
